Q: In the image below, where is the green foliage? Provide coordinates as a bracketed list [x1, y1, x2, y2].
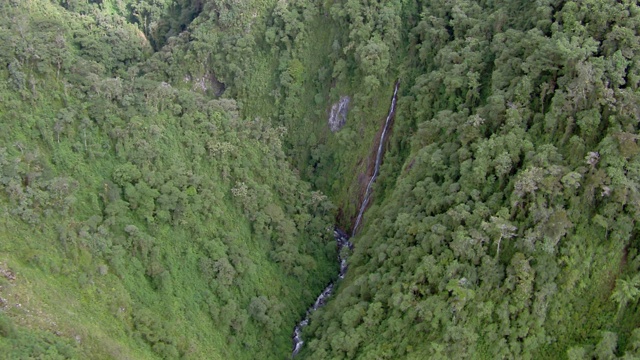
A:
[0, 313, 16, 338]
[283, 0, 640, 359]
[0, 0, 335, 359]
[0, 314, 77, 360]
[611, 275, 640, 313]
[3, 0, 640, 359]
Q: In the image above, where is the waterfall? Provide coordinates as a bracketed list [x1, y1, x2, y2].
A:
[352, 80, 400, 235]
[291, 81, 399, 357]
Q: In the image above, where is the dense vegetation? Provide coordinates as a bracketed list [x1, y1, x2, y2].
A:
[0, 1, 336, 358]
[1, 0, 640, 359]
[299, 1, 640, 359]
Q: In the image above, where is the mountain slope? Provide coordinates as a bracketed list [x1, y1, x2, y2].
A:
[2, 0, 640, 359]
[294, 1, 640, 359]
[0, 1, 336, 358]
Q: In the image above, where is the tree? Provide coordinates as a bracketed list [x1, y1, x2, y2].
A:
[594, 331, 618, 360]
[482, 214, 517, 258]
[356, 36, 390, 80]
[611, 275, 640, 313]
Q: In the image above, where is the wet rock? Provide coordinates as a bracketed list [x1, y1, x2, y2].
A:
[328, 96, 350, 132]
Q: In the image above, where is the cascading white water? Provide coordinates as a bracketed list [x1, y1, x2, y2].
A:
[352, 80, 400, 235]
[291, 82, 399, 357]
[291, 228, 351, 357]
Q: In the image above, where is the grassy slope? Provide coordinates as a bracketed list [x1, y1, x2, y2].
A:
[0, 1, 336, 358]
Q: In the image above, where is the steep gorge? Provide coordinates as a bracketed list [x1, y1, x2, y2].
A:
[292, 80, 400, 356]
[2, 0, 640, 359]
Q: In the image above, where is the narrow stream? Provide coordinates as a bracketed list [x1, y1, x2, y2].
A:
[291, 81, 400, 357]
[291, 228, 351, 357]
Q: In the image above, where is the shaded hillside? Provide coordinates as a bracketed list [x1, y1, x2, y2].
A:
[295, 0, 640, 359]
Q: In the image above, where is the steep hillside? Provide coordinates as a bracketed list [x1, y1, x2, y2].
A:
[2, 0, 640, 359]
[0, 1, 336, 358]
[294, 1, 640, 359]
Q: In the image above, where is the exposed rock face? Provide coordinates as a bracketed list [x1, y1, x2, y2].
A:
[183, 72, 226, 96]
[328, 96, 350, 132]
[292, 83, 398, 357]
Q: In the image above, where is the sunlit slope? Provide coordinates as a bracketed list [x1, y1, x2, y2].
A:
[0, 1, 335, 358]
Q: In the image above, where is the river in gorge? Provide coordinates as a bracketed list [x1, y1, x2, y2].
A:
[291, 81, 400, 357]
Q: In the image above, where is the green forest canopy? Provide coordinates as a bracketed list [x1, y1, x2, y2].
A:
[0, 0, 640, 359]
